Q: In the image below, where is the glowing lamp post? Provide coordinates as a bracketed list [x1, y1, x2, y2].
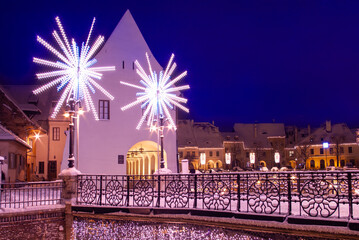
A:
[121, 53, 189, 170]
[200, 153, 206, 169]
[323, 142, 329, 168]
[225, 153, 231, 169]
[250, 152, 255, 169]
[274, 152, 280, 168]
[33, 16, 115, 169]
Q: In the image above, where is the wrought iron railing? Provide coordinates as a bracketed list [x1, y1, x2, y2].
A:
[77, 171, 359, 219]
[0, 180, 63, 208]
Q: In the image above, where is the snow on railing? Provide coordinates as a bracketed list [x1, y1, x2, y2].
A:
[0, 180, 63, 208]
[77, 171, 359, 220]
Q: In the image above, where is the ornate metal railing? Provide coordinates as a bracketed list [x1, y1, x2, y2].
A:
[0, 180, 63, 208]
[77, 171, 359, 219]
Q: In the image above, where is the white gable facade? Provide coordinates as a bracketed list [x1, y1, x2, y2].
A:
[77, 10, 178, 175]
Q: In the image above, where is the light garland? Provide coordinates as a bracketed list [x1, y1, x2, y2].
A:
[33, 16, 115, 120]
[121, 53, 190, 130]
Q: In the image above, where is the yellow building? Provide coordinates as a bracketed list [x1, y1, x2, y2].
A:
[178, 120, 225, 172]
[296, 121, 358, 170]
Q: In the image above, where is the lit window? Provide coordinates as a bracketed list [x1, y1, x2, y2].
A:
[53, 127, 60, 141]
[99, 100, 110, 120]
[289, 151, 294, 157]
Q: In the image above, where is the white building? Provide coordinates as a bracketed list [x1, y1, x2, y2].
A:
[76, 10, 178, 175]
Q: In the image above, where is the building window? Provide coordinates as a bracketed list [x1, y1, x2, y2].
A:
[310, 160, 315, 168]
[209, 151, 213, 157]
[349, 147, 353, 153]
[329, 148, 333, 154]
[192, 151, 195, 157]
[99, 100, 110, 120]
[179, 152, 183, 158]
[216, 151, 219, 157]
[329, 159, 335, 166]
[9, 153, 15, 169]
[340, 160, 345, 167]
[186, 152, 190, 158]
[289, 151, 294, 157]
[340, 147, 344, 153]
[246, 152, 249, 158]
[320, 148, 323, 154]
[39, 162, 44, 174]
[310, 149, 314, 155]
[52, 127, 60, 141]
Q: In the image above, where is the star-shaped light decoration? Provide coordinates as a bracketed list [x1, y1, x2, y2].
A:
[33, 16, 115, 120]
[121, 53, 190, 130]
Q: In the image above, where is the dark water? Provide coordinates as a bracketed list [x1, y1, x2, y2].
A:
[72, 217, 331, 240]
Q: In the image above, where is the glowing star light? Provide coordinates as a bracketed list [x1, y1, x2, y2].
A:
[33, 16, 115, 120]
[121, 53, 189, 130]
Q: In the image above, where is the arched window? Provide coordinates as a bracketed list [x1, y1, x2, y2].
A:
[310, 160, 315, 168]
[329, 159, 335, 167]
[320, 159, 325, 169]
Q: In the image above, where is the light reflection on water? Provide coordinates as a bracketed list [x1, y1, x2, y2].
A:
[72, 217, 322, 240]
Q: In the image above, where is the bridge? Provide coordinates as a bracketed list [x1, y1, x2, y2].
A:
[1, 170, 359, 239]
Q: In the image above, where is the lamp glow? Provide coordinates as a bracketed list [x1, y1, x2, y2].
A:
[121, 53, 190, 130]
[323, 142, 329, 149]
[274, 152, 280, 164]
[250, 152, 255, 164]
[33, 16, 115, 120]
[200, 153, 206, 165]
[225, 153, 231, 165]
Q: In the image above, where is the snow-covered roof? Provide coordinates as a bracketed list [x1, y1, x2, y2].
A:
[177, 120, 223, 148]
[0, 124, 31, 149]
[233, 123, 285, 148]
[297, 122, 356, 145]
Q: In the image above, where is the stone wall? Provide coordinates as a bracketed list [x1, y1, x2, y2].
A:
[0, 207, 65, 240]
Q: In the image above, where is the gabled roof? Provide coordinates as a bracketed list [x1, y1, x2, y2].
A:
[233, 123, 285, 148]
[0, 124, 31, 149]
[297, 123, 356, 145]
[177, 120, 223, 148]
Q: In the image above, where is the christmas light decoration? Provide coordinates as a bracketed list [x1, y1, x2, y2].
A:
[33, 16, 115, 120]
[121, 53, 189, 130]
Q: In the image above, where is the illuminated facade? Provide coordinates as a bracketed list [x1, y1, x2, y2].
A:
[296, 121, 359, 170]
[177, 120, 225, 172]
[76, 10, 177, 175]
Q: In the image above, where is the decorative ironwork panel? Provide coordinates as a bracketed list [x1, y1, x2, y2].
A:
[203, 180, 230, 210]
[134, 180, 154, 207]
[248, 180, 279, 214]
[300, 179, 338, 217]
[105, 180, 124, 206]
[79, 179, 97, 204]
[165, 180, 189, 208]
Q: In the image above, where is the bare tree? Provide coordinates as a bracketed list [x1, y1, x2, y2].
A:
[331, 134, 345, 167]
[295, 142, 311, 169]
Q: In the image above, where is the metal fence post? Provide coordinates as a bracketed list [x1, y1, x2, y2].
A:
[126, 175, 130, 207]
[237, 174, 240, 212]
[157, 175, 161, 207]
[348, 172, 353, 219]
[194, 174, 198, 209]
[99, 176, 103, 206]
[287, 173, 292, 216]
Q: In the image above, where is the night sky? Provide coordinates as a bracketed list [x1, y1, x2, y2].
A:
[1, 0, 359, 131]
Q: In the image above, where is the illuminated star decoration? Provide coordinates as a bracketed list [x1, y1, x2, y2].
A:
[33, 16, 115, 120]
[121, 53, 190, 130]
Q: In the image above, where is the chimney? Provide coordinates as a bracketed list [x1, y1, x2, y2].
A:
[326, 120, 332, 133]
[307, 124, 311, 136]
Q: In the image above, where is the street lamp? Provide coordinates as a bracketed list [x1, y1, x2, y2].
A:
[225, 153, 231, 170]
[274, 152, 280, 168]
[65, 96, 82, 168]
[250, 152, 255, 169]
[200, 153, 206, 170]
[323, 142, 329, 168]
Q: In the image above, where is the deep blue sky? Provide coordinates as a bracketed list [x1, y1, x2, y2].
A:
[1, 0, 359, 130]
